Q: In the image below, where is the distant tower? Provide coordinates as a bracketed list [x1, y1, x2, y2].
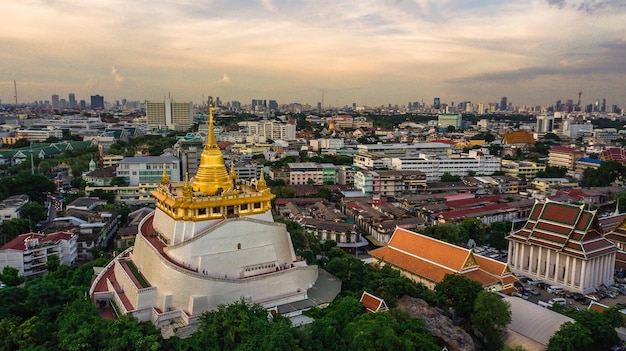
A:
[500, 97, 508, 111]
[577, 92, 582, 110]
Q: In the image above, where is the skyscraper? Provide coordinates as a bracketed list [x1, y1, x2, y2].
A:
[69, 93, 77, 108]
[500, 97, 507, 111]
[433, 97, 441, 109]
[90, 95, 104, 109]
[51, 94, 60, 109]
[146, 98, 192, 130]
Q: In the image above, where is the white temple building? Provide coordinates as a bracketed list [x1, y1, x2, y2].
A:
[89, 98, 320, 337]
[507, 200, 617, 294]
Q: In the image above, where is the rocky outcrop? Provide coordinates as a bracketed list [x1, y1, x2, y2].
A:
[396, 295, 475, 351]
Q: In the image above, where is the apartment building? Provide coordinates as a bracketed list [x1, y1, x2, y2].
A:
[501, 160, 546, 178]
[548, 146, 584, 170]
[116, 156, 181, 186]
[0, 232, 77, 278]
[238, 121, 296, 141]
[390, 151, 501, 182]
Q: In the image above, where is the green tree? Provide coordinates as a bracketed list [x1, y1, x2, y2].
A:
[0, 266, 25, 287]
[440, 172, 461, 182]
[20, 201, 47, 223]
[70, 177, 87, 190]
[46, 255, 60, 273]
[0, 173, 56, 203]
[488, 220, 512, 250]
[548, 322, 594, 351]
[434, 274, 483, 320]
[536, 165, 568, 178]
[109, 176, 129, 187]
[583, 160, 626, 187]
[0, 218, 32, 245]
[458, 218, 483, 244]
[471, 291, 512, 351]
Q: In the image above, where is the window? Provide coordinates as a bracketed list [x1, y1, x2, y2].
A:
[198, 208, 207, 216]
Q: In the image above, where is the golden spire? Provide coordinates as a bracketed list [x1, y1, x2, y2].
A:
[257, 167, 267, 191]
[160, 163, 170, 188]
[191, 96, 232, 195]
[229, 159, 238, 182]
[183, 172, 193, 198]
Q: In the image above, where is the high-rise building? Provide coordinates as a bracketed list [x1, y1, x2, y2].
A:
[146, 98, 192, 130]
[269, 100, 278, 110]
[433, 97, 441, 109]
[500, 96, 507, 111]
[69, 93, 77, 108]
[51, 94, 60, 109]
[90, 95, 104, 109]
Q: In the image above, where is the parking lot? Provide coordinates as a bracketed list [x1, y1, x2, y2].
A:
[513, 278, 626, 310]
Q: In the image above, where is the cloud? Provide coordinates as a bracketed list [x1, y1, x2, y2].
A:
[218, 74, 231, 85]
[111, 67, 126, 87]
[260, 0, 277, 12]
[546, 0, 626, 12]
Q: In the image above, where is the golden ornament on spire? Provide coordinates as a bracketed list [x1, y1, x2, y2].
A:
[183, 172, 193, 198]
[229, 159, 238, 182]
[256, 167, 267, 191]
[160, 163, 170, 187]
[191, 96, 232, 195]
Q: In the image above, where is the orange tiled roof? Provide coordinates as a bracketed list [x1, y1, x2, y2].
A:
[381, 227, 471, 271]
[502, 130, 535, 145]
[360, 291, 388, 313]
[463, 269, 500, 286]
[369, 227, 514, 288]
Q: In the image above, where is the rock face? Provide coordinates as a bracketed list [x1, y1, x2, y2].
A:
[396, 296, 475, 351]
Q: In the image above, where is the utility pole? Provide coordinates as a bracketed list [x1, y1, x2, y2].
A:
[30, 141, 34, 175]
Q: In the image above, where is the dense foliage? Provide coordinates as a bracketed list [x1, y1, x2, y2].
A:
[547, 306, 624, 351]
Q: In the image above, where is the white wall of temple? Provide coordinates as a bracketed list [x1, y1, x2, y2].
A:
[508, 240, 615, 293]
[152, 207, 275, 246]
[165, 218, 297, 278]
[131, 234, 318, 316]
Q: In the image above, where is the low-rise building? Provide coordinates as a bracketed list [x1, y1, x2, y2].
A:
[116, 156, 181, 186]
[501, 160, 546, 179]
[548, 146, 584, 170]
[0, 232, 77, 279]
[0, 195, 29, 222]
[48, 209, 120, 261]
[288, 162, 322, 185]
[391, 151, 501, 182]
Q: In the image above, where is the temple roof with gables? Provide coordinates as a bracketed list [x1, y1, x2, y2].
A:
[369, 227, 515, 288]
[359, 291, 389, 313]
[508, 200, 617, 260]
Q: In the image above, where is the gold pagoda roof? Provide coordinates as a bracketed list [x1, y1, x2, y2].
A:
[191, 97, 233, 195]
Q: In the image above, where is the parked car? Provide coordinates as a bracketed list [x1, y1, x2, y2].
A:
[528, 279, 543, 286]
[602, 290, 617, 299]
[512, 292, 529, 300]
[585, 294, 600, 302]
[525, 288, 540, 296]
[547, 285, 564, 294]
[537, 282, 550, 290]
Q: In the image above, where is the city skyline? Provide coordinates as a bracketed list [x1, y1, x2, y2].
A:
[1, 0, 625, 107]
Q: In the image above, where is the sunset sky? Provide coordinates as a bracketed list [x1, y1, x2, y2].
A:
[1, 0, 625, 108]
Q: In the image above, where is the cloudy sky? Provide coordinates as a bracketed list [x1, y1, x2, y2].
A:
[1, 0, 625, 108]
